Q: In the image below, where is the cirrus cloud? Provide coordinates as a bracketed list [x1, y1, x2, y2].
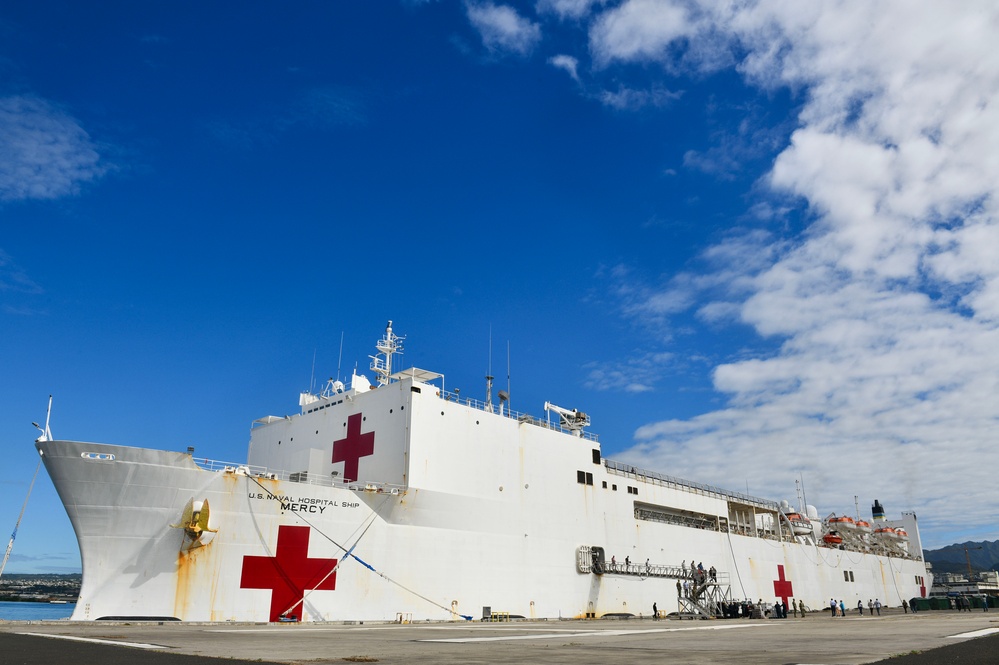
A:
[0, 95, 107, 202]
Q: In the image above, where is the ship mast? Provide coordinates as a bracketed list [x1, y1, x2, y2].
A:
[485, 326, 494, 413]
[370, 320, 404, 386]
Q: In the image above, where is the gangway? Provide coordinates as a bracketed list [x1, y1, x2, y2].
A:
[678, 573, 733, 619]
[576, 548, 733, 618]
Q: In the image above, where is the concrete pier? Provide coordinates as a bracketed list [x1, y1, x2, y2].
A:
[3, 608, 999, 665]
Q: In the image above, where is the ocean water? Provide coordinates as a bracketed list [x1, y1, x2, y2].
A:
[0, 600, 76, 621]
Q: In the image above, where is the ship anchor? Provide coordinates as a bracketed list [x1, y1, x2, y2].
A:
[170, 498, 218, 548]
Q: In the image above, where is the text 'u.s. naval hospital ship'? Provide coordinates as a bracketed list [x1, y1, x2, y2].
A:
[36, 321, 930, 622]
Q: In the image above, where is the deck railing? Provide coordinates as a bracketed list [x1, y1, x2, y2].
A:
[605, 459, 778, 511]
[191, 457, 406, 494]
[439, 389, 599, 441]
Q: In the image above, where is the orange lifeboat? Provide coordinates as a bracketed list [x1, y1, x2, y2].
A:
[895, 528, 908, 539]
[874, 527, 898, 539]
[829, 516, 856, 529]
[855, 520, 872, 533]
[822, 532, 843, 545]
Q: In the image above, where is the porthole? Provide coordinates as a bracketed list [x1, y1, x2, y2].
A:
[389, 409, 393, 414]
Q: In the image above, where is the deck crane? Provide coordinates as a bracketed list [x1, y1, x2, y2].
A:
[544, 401, 590, 436]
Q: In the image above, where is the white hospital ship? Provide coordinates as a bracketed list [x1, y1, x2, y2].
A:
[36, 321, 930, 622]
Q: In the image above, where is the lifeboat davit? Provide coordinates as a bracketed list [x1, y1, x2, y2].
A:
[785, 512, 813, 536]
[828, 516, 856, 529]
[822, 532, 843, 545]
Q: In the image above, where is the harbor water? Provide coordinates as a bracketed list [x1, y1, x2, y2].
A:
[0, 601, 75, 621]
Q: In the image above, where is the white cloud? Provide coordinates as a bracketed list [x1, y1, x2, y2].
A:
[598, 84, 681, 111]
[0, 95, 107, 201]
[537, 0, 605, 20]
[588, 0, 737, 72]
[586, 2, 999, 546]
[590, 0, 693, 67]
[548, 54, 580, 82]
[466, 1, 542, 56]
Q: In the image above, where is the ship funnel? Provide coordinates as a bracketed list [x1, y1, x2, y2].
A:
[872, 499, 886, 521]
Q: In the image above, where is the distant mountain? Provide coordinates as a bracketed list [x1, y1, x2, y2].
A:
[923, 540, 999, 574]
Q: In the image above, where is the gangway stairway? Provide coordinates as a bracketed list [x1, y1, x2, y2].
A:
[677, 572, 733, 619]
[576, 547, 733, 619]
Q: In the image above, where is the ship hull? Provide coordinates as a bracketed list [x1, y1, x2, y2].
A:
[37, 345, 929, 622]
[39, 436, 929, 621]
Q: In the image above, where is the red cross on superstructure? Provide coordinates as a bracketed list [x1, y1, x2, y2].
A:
[240, 525, 338, 622]
[332, 413, 375, 483]
[773, 564, 794, 605]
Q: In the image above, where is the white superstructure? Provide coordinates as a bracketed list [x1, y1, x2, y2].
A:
[36, 321, 931, 622]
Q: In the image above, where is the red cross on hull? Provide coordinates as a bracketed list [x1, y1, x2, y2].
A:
[240, 525, 338, 622]
[332, 413, 375, 483]
[773, 564, 794, 605]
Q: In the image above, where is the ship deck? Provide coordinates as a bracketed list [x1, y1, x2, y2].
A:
[3, 608, 998, 665]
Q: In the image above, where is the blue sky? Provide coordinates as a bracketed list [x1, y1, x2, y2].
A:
[2, 1, 998, 574]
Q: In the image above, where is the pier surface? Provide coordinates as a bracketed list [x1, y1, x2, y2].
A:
[3, 609, 999, 665]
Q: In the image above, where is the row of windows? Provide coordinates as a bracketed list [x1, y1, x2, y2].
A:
[575, 471, 636, 495]
[306, 399, 345, 414]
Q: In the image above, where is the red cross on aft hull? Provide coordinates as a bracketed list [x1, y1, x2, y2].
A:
[332, 413, 375, 483]
[773, 564, 794, 605]
[239, 525, 338, 622]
